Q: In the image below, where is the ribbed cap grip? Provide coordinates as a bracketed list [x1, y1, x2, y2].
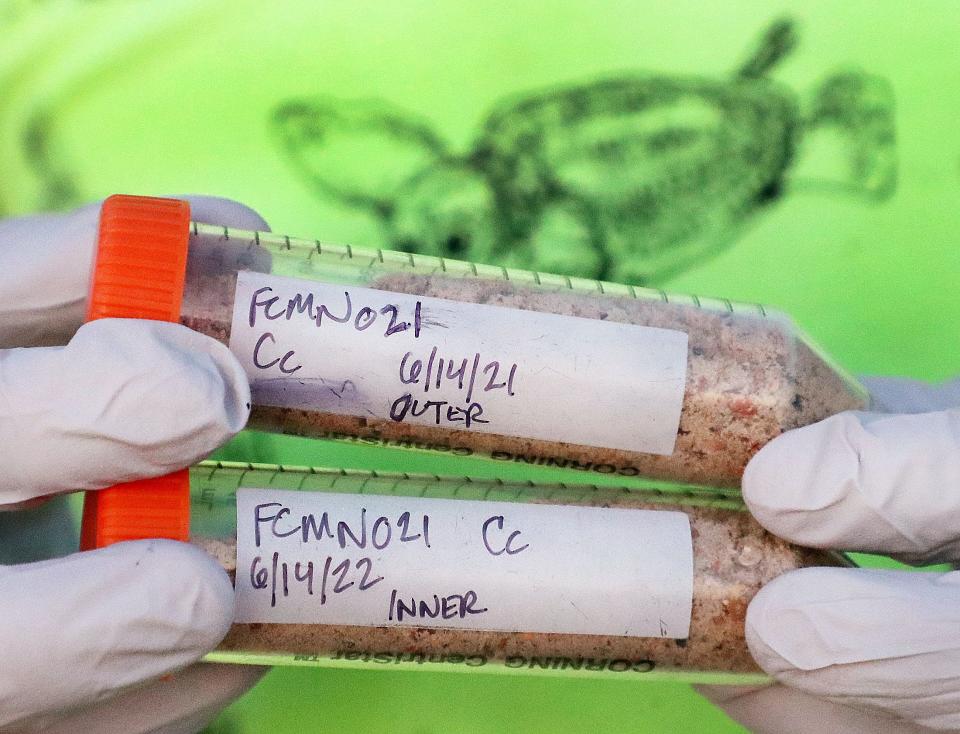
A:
[86, 195, 191, 321]
[80, 470, 191, 549]
[79, 195, 192, 550]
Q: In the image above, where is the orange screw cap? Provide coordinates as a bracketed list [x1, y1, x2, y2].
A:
[79, 195, 192, 550]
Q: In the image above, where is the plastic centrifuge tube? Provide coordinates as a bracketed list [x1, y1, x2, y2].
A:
[78, 195, 866, 548]
[186, 461, 847, 682]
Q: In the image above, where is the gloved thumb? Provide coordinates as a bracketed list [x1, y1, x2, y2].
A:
[0, 539, 234, 731]
[745, 566, 960, 731]
[742, 405, 960, 565]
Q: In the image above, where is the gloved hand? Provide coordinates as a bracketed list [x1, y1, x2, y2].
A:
[0, 197, 270, 733]
[700, 376, 960, 733]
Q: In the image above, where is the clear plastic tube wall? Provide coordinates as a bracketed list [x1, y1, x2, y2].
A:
[178, 224, 866, 489]
[190, 461, 846, 683]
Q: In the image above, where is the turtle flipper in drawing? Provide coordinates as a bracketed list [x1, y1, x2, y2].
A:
[802, 69, 897, 201]
[272, 97, 499, 263]
[271, 97, 449, 220]
[273, 17, 896, 284]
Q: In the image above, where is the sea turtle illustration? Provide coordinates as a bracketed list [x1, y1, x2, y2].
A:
[272, 18, 896, 284]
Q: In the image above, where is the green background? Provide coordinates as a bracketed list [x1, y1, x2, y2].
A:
[3, 1, 958, 731]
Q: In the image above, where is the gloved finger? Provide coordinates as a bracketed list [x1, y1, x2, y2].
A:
[742, 406, 960, 565]
[746, 566, 960, 731]
[696, 683, 937, 734]
[0, 200, 101, 348]
[0, 540, 233, 732]
[0, 318, 249, 505]
[31, 664, 268, 734]
[0, 196, 269, 349]
[862, 376, 960, 414]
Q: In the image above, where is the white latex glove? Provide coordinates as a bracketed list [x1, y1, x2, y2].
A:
[0, 197, 270, 733]
[700, 376, 960, 733]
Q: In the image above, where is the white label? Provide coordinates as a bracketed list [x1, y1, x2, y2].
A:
[235, 489, 693, 638]
[230, 272, 687, 455]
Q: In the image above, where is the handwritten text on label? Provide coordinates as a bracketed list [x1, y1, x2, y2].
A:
[235, 489, 694, 638]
